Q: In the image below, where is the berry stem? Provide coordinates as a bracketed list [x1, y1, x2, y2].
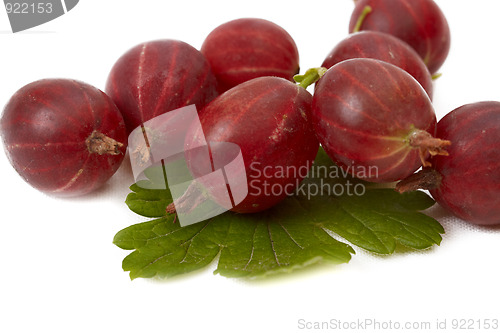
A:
[86, 130, 123, 155]
[166, 202, 176, 214]
[353, 5, 373, 33]
[432, 73, 443, 80]
[165, 181, 212, 217]
[395, 168, 442, 193]
[294, 67, 328, 89]
[407, 129, 451, 167]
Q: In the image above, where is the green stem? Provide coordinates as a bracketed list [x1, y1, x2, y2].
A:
[432, 73, 443, 80]
[294, 67, 328, 89]
[353, 5, 372, 33]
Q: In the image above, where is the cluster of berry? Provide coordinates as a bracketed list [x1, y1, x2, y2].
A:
[1, 0, 498, 226]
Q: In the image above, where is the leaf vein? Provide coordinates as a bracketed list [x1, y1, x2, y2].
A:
[138, 221, 191, 243]
[372, 210, 435, 243]
[267, 222, 281, 266]
[244, 223, 259, 270]
[180, 221, 212, 263]
[339, 206, 391, 252]
[137, 250, 176, 277]
[278, 222, 304, 250]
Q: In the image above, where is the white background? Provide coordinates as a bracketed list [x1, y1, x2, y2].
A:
[1, 1, 499, 332]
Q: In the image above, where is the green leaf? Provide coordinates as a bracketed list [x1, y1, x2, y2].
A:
[113, 200, 354, 279]
[115, 217, 229, 279]
[318, 190, 444, 254]
[125, 183, 172, 218]
[289, 149, 443, 254]
[125, 166, 173, 218]
[114, 148, 444, 280]
[214, 198, 354, 278]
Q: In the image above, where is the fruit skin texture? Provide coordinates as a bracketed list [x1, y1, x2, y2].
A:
[429, 102, 500, 225]
[312, 58, 437, 183]
[349, 0, 451, 74]
[186, 77, 319, 213]
[322, 31, 433, 99]
[106, 39, 218, 134]
[201, 18, 300, 93]
[1, 79, 127, 197]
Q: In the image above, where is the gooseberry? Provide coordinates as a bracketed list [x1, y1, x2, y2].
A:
[397, 101, 500, 226]
[106, 39, 218, 134]
[322, 31, 433, 99]
[349, 0, 451, 74]
[312, 58, 449, 183]
[177, 76, 319, 214]
[201, 18, 300, 93]
[1, 79, 127, 197]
